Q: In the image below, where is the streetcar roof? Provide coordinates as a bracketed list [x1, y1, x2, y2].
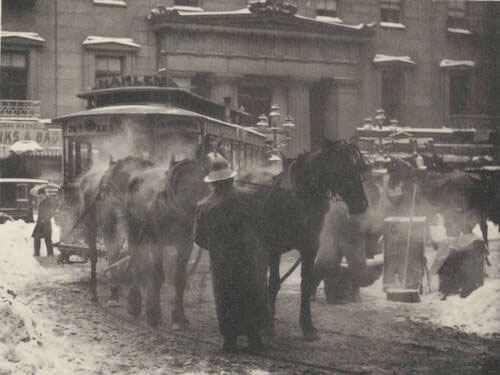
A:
[0, 178, 50, 185]
[76, 86, 250, 118]
[53, 104, 266, 139]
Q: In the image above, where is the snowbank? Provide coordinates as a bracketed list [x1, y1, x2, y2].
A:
[426, 279, 500, 336]
[0, 290, 62, 375]
[0, 220, 50, 292]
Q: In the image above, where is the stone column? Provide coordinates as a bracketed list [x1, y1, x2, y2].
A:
[334, 79, 361, 140]
[287, 82, 311, 157]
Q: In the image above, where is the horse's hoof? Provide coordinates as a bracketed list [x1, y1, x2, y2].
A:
[107, 300, 121, 308]
[171, 321, 188, 331]
[260, 326, 276, 337]
[146, 310, 162, 327]
[303, 331, 320, 342]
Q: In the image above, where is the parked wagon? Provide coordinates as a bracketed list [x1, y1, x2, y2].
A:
[0, 178, 59, 223]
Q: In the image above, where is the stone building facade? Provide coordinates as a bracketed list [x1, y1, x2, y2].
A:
[1, 0, 498, 156]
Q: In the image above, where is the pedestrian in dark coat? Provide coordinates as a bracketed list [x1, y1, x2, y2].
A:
[193, 155, 268, 353]
[32, 188, 55, 257]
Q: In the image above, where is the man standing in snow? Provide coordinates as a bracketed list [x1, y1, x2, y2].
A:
[193, 154, 268, 353]
[32, 188, 55, 257]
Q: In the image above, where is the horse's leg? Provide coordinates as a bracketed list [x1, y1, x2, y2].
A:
[299, 248, 319, 341]
[89, 243, 98, 302]
[145, 244, 164, 327]
[83, 210, 98, 302]
[171, 239, 193, 330]
[479, 212, 489, 247]
[268, 251, 281, 327]
[104, 213, 127, 304]
[126, 237, 142, 317]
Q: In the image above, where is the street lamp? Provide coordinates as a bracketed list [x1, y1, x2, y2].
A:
[252, 105, 295, 163]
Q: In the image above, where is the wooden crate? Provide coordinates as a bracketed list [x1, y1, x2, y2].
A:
[383, 217, 426, 291]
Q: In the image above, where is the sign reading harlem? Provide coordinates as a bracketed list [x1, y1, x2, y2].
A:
[0, 120, 61, 147]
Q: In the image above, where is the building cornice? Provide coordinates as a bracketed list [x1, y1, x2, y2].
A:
[148, 1, 374, 42]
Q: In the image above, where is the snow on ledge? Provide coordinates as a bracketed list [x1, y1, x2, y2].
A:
[93, 0, 127, 7]
[447, 27, 472, 35]
[315, 16, 344, 24]
[169, 5, 204, 13]
[439, 59, 475, 68]
[1, 31, 45, 43]
[373, 54, 416, 65]
[82, 36, 140, 49]
[379, 22, 406, 29]
[177, 8, 251, 16]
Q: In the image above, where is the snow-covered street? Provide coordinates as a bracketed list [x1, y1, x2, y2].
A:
[1, 220, 499, 374]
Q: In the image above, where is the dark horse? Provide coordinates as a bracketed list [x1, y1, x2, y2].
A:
[80, 156, 154, 301]
[238, 139, 369, 340]
[125, 146, 211, 327]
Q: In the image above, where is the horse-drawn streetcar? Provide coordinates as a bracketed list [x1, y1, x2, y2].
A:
[53, 76, 267, 263]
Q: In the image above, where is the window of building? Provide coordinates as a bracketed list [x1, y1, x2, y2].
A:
[381, 70, 403, 121]
[447, 0, 467, 29]
[0, 52, 28, 100]
[237, 86, 272, 126]
[381, 0, 402, 23]
[316, 0, 338, 18]
[95, 56, 123, 80]
[173, 0, 199, 7]
[449, 72, 470, 114]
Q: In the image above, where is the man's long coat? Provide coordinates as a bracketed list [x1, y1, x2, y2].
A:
[31, 197, 55, 239]
[193, 186, 268, 338]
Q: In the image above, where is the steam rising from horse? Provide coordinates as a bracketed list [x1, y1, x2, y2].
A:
[125, 146, 210, 327]
[387, 157, 499, 245]
[239, 139, 369, 340]
[80, 156, 154, 301]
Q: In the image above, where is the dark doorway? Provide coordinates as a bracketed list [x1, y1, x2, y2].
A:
[237, 86, 272, 126]
[449, 72, 470, 115]
[381, 70, 403, 121]
[310, 80, 332, 151]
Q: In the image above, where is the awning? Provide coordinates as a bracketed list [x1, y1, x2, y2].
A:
[0, 31, 45, 46]
[82, 36, 140, 51]
[439, 59, 475, 69]
[373, 54, 416, 67]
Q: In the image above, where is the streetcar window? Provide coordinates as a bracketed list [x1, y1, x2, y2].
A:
[232, 142, 239, 171]
[240, 144, 247, 171]
[70, 141, 77, 179]
[16, 184, 28, 200]
[80, 142, 92, 173]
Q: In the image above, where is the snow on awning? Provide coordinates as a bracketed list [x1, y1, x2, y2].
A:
[373, 54, 416, 67]
[439, 59, 475, 69]
[82, 36, 140, 51]
[0, 31, 45, 46]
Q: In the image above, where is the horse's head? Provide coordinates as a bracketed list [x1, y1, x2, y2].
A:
[308, 139, 369, 214]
